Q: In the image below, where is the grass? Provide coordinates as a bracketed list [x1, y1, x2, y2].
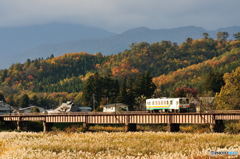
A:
[0, 132, 239, 159]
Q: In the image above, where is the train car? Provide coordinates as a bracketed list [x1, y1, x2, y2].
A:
[146, 97, 190, 112]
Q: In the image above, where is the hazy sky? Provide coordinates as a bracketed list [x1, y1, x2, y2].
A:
[0, 0, 239, 32]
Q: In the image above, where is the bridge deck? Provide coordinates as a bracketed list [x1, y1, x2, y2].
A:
[1, 112, 240, 124]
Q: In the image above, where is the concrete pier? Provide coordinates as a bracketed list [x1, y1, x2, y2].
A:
[43, 121, 46, 132]
[124, 123, 137, 132]
[167, 123, 180, 132]
[16, 121, 21, 131]
[82, 122, 89, 132]
[210, 120, 225, 132]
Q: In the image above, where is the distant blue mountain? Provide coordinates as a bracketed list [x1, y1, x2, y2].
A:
[1, 24, 240, 68]
[24, 26, 240, 61]
[0, 23, 115, 68]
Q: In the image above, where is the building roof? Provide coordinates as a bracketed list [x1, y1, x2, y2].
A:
[0, 101, 12, 111]
[104, 103, 128, 108]
[18, 106, 45, 111]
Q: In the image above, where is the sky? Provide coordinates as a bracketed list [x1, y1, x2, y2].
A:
[0, 0, 239, 32]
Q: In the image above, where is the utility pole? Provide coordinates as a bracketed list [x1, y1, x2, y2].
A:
[92, 93, 96, 111]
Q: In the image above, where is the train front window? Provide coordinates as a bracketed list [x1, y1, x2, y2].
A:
[180, 99, 189, 104]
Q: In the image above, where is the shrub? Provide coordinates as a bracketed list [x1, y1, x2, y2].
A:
[224, 121, 240, 134]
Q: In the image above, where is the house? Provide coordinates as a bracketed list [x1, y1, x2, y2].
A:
[47, 101, 92, 113]
[13, 106, 46, 113]
[76, 106, 92, 112]
[0, 101, 12, 114]
[103, 103, 128, 112]
[47, 101, 74, 113]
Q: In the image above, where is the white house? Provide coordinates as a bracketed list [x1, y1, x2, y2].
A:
[103, 103, 128, 112]
[77, 107, 92, 112]
[47, 101, 92, 113]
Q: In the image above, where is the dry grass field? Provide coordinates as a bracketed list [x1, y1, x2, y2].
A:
[0, 132, 239, 159]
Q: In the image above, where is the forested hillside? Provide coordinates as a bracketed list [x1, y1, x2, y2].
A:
[0, 33, 240, 110]
[215, 66, 240, 110]
[99, 38, 232, 77]
[0, 52, 105, 92]
[153, 47, 240, 96]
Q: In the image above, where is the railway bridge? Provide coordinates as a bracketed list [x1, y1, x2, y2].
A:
[1, 112, 240, 132]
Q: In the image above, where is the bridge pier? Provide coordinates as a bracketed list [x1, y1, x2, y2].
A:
[124, 115, 137, 132]
[167, 123, 180, 132]
[16, 121, 21, 131]
[82, 122, 89, 132]
[124, 123, 137, 132]
[43, 121, 46, 132]
[43, 121, 52, 132]
[210, 120, 225, 133]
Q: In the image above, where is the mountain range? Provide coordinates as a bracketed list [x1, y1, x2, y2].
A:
[0, 23, 240, 68]
[0, 23, 114, 68]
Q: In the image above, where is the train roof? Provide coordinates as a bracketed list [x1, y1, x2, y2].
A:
[146, 97, 188, 100]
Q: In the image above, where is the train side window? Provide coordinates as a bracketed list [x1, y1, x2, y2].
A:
[152, 101, 154, 105]
[170, 100, 173, 105]
[176, 101, 179, 105]
[166, 101, 169, 105]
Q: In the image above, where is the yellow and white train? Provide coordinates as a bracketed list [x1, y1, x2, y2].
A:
[146, 97, 190, 112]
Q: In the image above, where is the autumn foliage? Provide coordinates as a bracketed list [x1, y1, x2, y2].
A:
[0, 37, 240, 110]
